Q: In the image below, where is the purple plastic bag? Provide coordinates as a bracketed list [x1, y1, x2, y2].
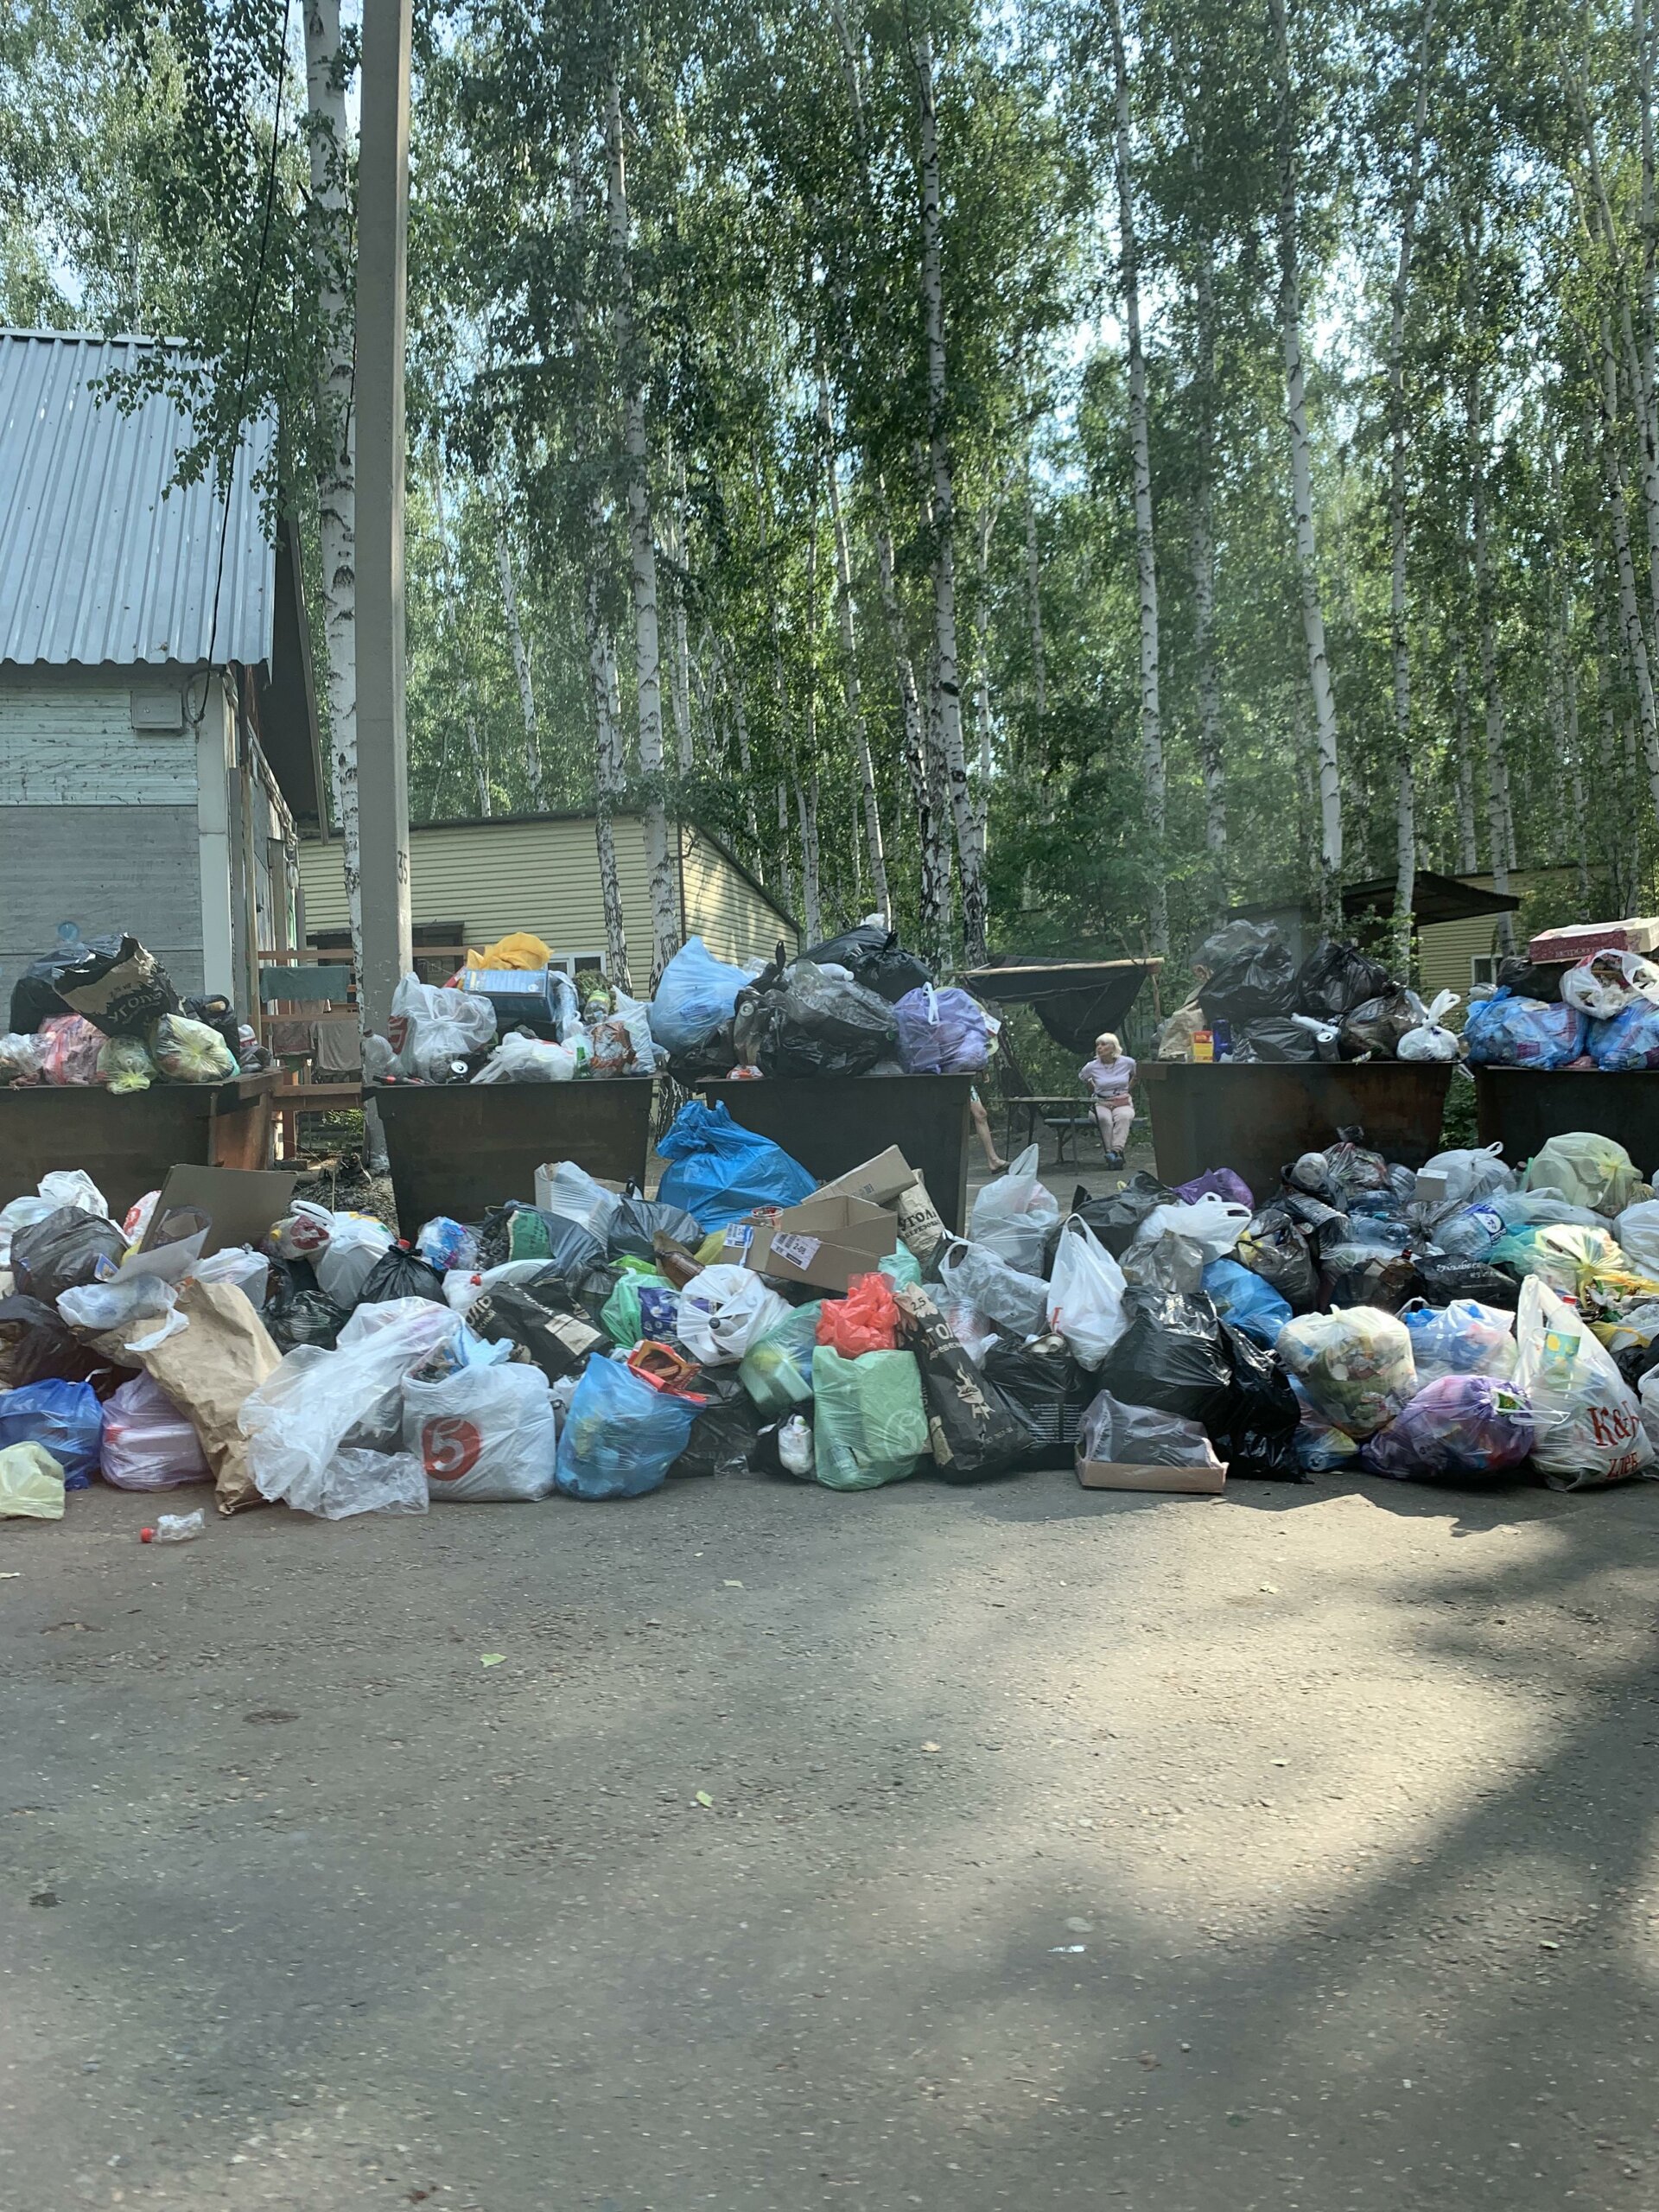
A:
[1174, 1167, 1255, 1211]
[893, 987, 990, 1075]
[1360, 1374, 1533, 1480]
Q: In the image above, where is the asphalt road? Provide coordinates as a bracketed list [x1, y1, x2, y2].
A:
[5, 1465, 1659, 2212]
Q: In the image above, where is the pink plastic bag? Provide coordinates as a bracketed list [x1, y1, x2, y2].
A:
[817, 1274, 900, 1357]
[36, 1014, 107, 1085]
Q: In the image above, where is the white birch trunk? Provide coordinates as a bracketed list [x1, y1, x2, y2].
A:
[971, 502, 995, 862]
[1387, 0, 1433, 974]
[775, 781, 797, 924]
[495, 524, 543, 810]
[302, 0, 360, 978]
[925, 640, 956, 974]
[1108, 0, 1166, 955]
[584, 528, 633, 995]
[1270, 0, 1341, 930]
[606, 68, 678, 982]
[818, 381, 890, 923]
[912, 24, 986, 965]
[666, 461, 694, 777]
[728, 654, 762, 866]
[876, 509, 947, 958]
[1596, 314, 1659, 827]
[795, 776, 822, 942]
[1451, 644, 1478, 872]
[1023, 461, 1046, 738]
[1466, 369, 1516, 953]
[1191, 240, 1227, 921]
[429, 452, 492, 817]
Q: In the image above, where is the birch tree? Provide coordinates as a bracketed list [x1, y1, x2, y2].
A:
[818, 379, 891, 922]
[495, 520, 543, 808]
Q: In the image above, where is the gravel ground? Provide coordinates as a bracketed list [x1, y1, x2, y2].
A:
[5, 1460, 1659, 2212]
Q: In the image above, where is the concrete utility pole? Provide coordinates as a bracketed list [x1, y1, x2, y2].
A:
[353, 0, 414, 1048]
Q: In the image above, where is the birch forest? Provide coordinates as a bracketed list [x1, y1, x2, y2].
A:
[7, 0, 1659, 981]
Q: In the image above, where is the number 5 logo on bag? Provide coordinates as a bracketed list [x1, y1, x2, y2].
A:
[423, 1415, 482, 1481]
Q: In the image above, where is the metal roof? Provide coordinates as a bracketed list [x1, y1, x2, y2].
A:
[0, 328, 276, 670]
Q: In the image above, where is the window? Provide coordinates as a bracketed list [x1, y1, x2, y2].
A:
[1471, 955, 1497, 989]
[548, 950, 607, 978]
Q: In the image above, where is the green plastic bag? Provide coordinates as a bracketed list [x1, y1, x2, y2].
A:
[811, 1345, 927, 1490]
[1522, 1132, 1643, 1217]
[737, 1301, 823, 1414]
[879, 1247, 923, 1291]
[601, 1271, 672, 1346]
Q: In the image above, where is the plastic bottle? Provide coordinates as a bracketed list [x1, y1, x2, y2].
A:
[143, 1510, 206, 1544]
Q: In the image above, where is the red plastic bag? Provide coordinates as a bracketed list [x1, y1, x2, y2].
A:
[36, 1014, 107, 1085]
[817, 1274, 900, 1357]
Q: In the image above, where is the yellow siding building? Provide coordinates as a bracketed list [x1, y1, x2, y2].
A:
[297, 814, 798, 974]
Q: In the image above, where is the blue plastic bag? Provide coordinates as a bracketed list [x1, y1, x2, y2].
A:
[657, 1099, 817, 1229]
[647, 938, 753, 1055]
[1201, 1258, 1292, 1347]
[1588, 1000, 1659, 1071]
[554, 1357, 702, 1500]
[893, 986, 989, 1074]
[0, 1379, 103, 1489]
[1463, 992, 1586, 1070]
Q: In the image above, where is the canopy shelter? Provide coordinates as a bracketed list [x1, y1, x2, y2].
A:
[1342, 870, 1522, 926]
[962, 957, 1161, 1055]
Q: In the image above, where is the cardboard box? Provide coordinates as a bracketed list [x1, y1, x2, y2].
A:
[138, 1164, 297, 1256]
[1075, 1451, 1226, 1496]
[1529, 918, 1659, 963]
[534, 1163, 628, 1211]
[814, 1146, 918, 1208]
[739, 1193, 899, 1292]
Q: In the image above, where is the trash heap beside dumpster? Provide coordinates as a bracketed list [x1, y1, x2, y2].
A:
[4, 1103, 1659, 1523]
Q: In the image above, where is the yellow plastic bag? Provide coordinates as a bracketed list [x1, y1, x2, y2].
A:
[98, 1035, 156, 1094]
[150, 1014, 237, 1084]
[0, 1441, 66, 1519]
[466, 932, 552, 972]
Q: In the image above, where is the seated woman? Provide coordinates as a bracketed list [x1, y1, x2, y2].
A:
[1079, 1031, 1136, 1167]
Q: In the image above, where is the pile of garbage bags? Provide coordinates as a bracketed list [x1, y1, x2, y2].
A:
[2, 930, 264, 1091]
[7, 1101, 1659, 1526]
[1155, 922, 1462, 1065]
[1464, 946, 1659, 1070]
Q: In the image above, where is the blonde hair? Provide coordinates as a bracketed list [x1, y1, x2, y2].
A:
[1096, 1032, 1121, 1058]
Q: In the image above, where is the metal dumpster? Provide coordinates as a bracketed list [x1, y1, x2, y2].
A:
[0, 1073, 279, 1218]
[1138, 1059, 1454, 1205]
[1473, 1067, 1659, 1171]
[692, 1074, 975, 1235]
[369, 1078, 657, 1236]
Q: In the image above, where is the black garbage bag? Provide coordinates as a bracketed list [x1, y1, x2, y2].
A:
[1339, 988, 1419, 1059]
[356, 1239, 448, 1306]
[180, 993, 243, 1061]
[1043, 1171, 1175, 1266]
[755, 961, 900, 1079]
[801, 925, 932, 1004]
[1615, 1336, 1659, 1391]
[1294, 938, 1395, 1021]
[981, 1333, 1090, 1467]
[467, 1279, 606, 1382]
[10, 1207, 128, 1304]
[0, 1293, 135, 1395]
[1207, 1320, 1302, 1478]
[1230, 1016, 1323, 1064]
[48, 932, 179, 1037]
[668, 1022, 740, 1084]
[608, 1192, 704, 1262]
[1099, 1288, 1236, 1428]
[893, 1284, 1035, 1480]
[671, 1373, 764, 1477]
[1198, 935, 1296, 1030]
[262, 1252, 351, 1349]
[1234, 1212, 1320, 1313]
[1320, 1243, 1424, 1313]
[1415, 1255, 1520, 1311]
[1191, 919, 1276, 975]
[1496, 957, 1570, 1004]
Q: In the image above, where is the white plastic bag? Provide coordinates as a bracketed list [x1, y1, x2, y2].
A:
[39, 1169, 109, 1218]
[0, 1197, 58, 1268]
[934, 1294, 998, 1365]
[1045, 1217, 1128, 1369]
[1514, 1274, 1654, 1489]
[1397, 989, 1463, 1061]
[401, 1363, 558, 1500]
[471, 1033, 578, 1084]
[57, 1274, 184, 1351]
[612, 988, 660, 1075]
[99, 1372, 211, 1491]
[241, 1298, 460, 1517]
[390, 974, 497, 1080]
[1414, 1141, 1513, 1211]
[677, 1263, 791, 1365]
[313, 1214, 396, 1307]
[1616, 1199, 1659, 1277]
[190, 1246, 270, 1308]
[1135, 1197, 1250, 1262]
[938, 1237, 1050, 1338]
[1560, 948, 1659, 1020]
[537, 1160, 624, 1243]
[271, 1199, 337, 1261]
[968, 1144, 1062, 1274]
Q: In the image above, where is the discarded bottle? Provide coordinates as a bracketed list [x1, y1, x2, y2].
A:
[143, 1510, 206, 1544]
[779, 1414, 814, 1477]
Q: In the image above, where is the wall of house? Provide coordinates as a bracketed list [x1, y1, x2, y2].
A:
[297, 817, 798, 974]
[680, 829, 798, 963]
[0, 668, 226, 1001]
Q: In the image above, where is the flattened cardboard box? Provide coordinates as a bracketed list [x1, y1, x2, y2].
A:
[814, 1146, 918, 1208]
[738, 1194, 898, 1292]
[1075, 1452, 1226, 1496]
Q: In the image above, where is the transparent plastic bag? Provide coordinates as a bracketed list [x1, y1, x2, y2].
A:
[937, 1236, 1050, 1338]
[1134, 1196, 1250, 1262]
[0, 1440, 65, 1518]
[402, 1362, 557, 1500]
[99, 1371, 211, 1490]
[969, 1145, 1062, 1274]
[36, 1013, 107, 1084]
[1276, 1306, 1416, 1438]
[810, 1344, 927, 1489]
[390, 975, 497, 1080]
[1078, 1389, 1224, 1471]
[416, 1216, 480, 1273]
[313, 1214, 396, 1307]
[1415, 1142, 1514, 1211]
[678, 1264, 791, 1364]
[1587, 999, 1659, 1071]
[537, 1162, 623, 1244]
[648, 937, 753, 1054]
[1615, 1200, 1659, 1276]
[1560, 949, 1659, 1020]
[1462, 994, 1586, 1070]
[738, 1301, 823, 1412]
[1401, 1299, 1516, 1385]
[1362, 1375, 1533, 1478]
[1045, 1217, 1128, 1369]
[149, 1014, 237, 1084]
[0, 1032, 42, 1085]
[97, 1035, 156, 1092]
[1522, 1132, 1643, 1217]
[472, 1033, 578, 1083]
[1514, 1274, 1654, 1488]
[893, 985, 990, 1075]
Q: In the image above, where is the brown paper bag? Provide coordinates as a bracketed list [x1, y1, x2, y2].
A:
[132, 1279, 282, 1515]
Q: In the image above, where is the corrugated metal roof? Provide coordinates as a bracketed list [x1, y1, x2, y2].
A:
[0, 328, 276, 669]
